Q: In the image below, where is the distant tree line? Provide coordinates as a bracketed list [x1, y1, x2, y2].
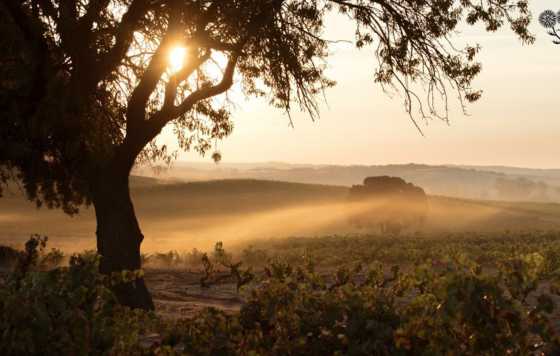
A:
[494, 177, 560, 202]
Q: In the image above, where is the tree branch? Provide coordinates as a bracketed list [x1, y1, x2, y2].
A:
[35, 0, 57, 20]
[78, 0, 111, 35]
[58, 0, 80, 60]
[162, 50, 211, 110]
[96, 0, 149, 81]
[126, 6, 182, 127]
[144, 53, 239, 138]
[173, 54, 238, 120]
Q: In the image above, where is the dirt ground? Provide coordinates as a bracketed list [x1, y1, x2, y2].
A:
[145, 269, 243, 320]
[145, 267, 560, 339]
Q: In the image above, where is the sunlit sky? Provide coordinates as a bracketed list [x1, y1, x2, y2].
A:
[163, 1, 560, 169]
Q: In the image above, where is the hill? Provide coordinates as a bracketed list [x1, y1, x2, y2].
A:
[134, 162, 560, 202]
[459, 165, 560, 186]
[2, 178, 560, 254]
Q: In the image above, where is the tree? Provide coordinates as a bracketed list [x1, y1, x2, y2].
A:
[0, 0, 533, 309]
[494, 177, 550, 202]
[348, 176, 428, 234]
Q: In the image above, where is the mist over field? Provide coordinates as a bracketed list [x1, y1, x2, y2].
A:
[3, 166, 560, 254]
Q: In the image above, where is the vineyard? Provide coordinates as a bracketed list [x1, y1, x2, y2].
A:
[2, 232, 560, 355]
[1, 0, 554, 352]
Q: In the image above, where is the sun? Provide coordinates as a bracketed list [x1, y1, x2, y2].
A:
[168, 46, 187, 73]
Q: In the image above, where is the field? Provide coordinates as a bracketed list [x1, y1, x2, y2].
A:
[2, 178, 560, 252]
[3, 178, 560, 354]
[145, 231, 560, 321]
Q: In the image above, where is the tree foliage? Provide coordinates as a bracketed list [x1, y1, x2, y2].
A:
[348, 176, 428, 233]
[0, 0, 534, 213]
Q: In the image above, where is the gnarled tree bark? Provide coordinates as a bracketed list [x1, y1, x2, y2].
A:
[91, 162, 154, 310]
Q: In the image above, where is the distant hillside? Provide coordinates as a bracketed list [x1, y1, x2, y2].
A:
[2, 177, 348, 214]
[3, 177, 560, 252]
[0, 178, 350, 251]
[131, 178, 349, 218]
[133, 162, 560, 202]
[457, 165, 560, 187]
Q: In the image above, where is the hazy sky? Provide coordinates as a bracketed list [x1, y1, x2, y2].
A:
[163, 1, 560, 169]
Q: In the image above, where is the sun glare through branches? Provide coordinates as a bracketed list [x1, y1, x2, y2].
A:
[168, 46, 187, 73]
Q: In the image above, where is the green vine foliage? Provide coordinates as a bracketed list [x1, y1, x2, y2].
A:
[2, 235, 560, 355]
[0, 236, 157, 355]
[160, 255, 560, 356]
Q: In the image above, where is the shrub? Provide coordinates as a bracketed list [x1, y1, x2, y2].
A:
[0, 236, 156, 355]
[0, 245, 19, 270]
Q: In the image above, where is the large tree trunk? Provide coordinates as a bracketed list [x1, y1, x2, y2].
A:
[91, 168, 154, 310]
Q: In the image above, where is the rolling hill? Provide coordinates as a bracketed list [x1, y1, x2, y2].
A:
[2, 178, 560, 253]
[134, 162, 560, 202]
